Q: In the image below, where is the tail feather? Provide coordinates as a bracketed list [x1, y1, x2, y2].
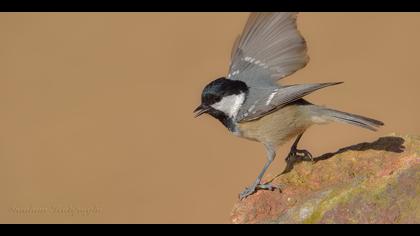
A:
[312, 107, 384, 131]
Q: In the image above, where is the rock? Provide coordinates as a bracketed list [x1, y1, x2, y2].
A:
[231, 134, 420, 224]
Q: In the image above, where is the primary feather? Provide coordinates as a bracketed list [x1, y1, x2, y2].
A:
[228, 12, 309, 86]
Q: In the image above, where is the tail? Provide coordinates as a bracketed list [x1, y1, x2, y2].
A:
[310, 106, 384, 131]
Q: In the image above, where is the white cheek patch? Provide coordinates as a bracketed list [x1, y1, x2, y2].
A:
[211, 93, 245, 118]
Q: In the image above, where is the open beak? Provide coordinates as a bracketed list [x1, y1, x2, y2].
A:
[193, 104, 210, 118]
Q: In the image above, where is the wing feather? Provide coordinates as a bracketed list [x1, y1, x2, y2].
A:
[228, 12, 309, 86]
[236, 82, 343, 122]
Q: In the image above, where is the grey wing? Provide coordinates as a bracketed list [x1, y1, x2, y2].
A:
[236, 82, 343, 122]
[228, 12, 309, 87]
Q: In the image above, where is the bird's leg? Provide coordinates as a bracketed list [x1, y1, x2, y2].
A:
[285, 132, 313, 164]
[239, 144, 278, 200]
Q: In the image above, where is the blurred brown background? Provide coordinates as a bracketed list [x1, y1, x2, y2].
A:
[0, 13, 419, 223]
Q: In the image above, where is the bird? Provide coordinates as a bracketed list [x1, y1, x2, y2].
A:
[194, 12, 384, 200]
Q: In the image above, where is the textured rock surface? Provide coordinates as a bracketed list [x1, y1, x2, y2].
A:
[231, 134, 420, 224]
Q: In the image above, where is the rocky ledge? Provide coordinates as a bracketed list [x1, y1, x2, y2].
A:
[231, 134, 420, 224]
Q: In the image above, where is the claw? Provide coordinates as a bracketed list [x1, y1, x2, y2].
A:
[239, 186, 257, 200]
[286, 148, 313, 163]
[239, 183, 279, 200]
[300, 149, 313, 162]
[256, 183, 278, 191]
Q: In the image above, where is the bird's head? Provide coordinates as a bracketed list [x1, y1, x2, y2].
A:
[194, 77, 248, 119]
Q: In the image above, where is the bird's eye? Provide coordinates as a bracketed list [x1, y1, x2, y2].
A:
[205, 94, 220, 104]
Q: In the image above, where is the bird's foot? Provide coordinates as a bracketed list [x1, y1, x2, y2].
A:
[239, 183, 279, 200]
[286, 148, 313, 163]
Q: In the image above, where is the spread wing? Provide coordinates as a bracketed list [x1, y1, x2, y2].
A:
[228, 12, 309, 87]
[227, 12, 339, 122]
[236, 82, 343, 122]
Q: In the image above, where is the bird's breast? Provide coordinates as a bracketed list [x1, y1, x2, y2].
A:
[235, 104, 312, 146]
